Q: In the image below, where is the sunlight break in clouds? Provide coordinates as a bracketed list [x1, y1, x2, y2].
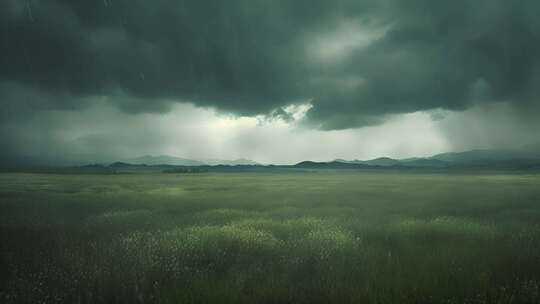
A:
[3, 101, 449, 165]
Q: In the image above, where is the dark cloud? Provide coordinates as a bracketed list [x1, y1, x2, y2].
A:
[1, 0, 363, 116]
[1, 0, 540, 130]
[306, 0, 540, 128]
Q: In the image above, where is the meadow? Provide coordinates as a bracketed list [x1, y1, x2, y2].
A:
[1, 171, 540, 303]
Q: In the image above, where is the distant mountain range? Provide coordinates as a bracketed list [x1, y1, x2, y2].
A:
[334, 157, 449, 168]
[124, 146, 540, 169]
[126, 155, 205, 166]
[332, 145, 540, 169]
[124, 155, 259, 166]
[80, 146, 540, 173]
[3, 145, 540, 172]
[203, 158, 260, 166]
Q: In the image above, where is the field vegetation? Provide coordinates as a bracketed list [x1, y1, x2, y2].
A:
[1, 172, 540, 303]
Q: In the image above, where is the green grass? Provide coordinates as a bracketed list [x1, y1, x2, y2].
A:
[1, 172, 540, 303]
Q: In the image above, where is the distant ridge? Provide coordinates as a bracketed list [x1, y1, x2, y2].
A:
[102, 147, 540, 171]
[4, 145, 540, 172]
[336, 157, 401, 167]
[124, 155, 259, 166]
[332, 145, 540, 169]
[126, 155, 205, 166]
[109, 162, 135, 168]
[204, 158, 260, 166]
[295, 161, 374, 169]
[430, 149, 540, 164]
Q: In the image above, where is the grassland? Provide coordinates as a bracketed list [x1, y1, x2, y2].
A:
[1, 172, 540, 303]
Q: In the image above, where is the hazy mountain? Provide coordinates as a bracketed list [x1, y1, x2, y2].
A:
[431, 147, 540, 164]
[334, 145, 540, 169]
[204, 158, 260, 166]
[5, 146, 540, 172]
[109, 162, 139, 168]
[125, 146, 540, 168]
[335, 157, 400, 166]
[302, 158, 448, 169]
[364, 157, 401, 166]
[123, 155, 259, 166]
[295, 161, 374, 169]
[126, 155, 206, 166]
[431, 149, 517, 164]
[400, 158, 449, 168]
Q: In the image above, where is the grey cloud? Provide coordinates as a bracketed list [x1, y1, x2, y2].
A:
[2, 0, 361, 115]
[306, 0, 540, 128]
[1, 0, 539, 130]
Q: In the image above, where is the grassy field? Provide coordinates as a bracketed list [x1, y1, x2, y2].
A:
[1, 172, 540, 303]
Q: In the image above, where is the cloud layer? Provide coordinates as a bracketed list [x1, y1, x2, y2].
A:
[2, 0, 539, 128]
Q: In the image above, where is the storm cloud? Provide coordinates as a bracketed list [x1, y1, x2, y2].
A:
[1, 0, 360, 117]
[2, 0, 539, 128]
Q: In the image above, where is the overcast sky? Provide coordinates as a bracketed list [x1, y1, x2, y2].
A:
[1, 0, 540, 164]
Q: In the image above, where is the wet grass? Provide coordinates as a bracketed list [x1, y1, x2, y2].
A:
[1, 172, 540, 303]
